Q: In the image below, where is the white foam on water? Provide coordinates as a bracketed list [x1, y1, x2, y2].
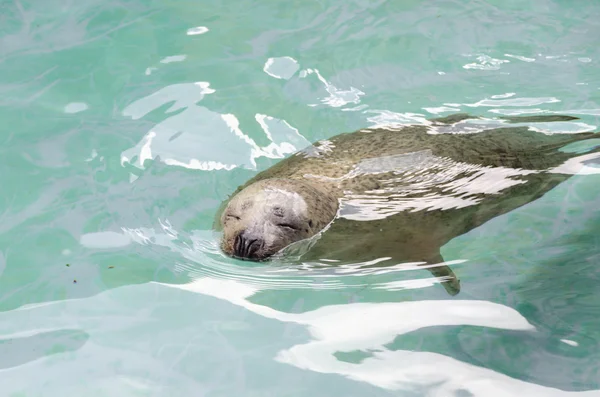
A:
[186, 26, 209, 35]
[263, 56, 300, 80]
[64, 102, 88, 113]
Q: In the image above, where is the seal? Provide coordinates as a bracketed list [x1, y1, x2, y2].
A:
[215, 113, 600, 295]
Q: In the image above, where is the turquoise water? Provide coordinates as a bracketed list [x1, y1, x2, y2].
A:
[1, 0, 600, 395]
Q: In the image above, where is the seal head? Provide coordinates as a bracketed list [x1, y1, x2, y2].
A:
[219, 178, 338, 261]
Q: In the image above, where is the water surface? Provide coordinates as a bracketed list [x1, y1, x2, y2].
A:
[1, 0, 600, 395]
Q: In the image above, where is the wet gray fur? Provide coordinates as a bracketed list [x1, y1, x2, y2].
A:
[215, 113, 600, 296]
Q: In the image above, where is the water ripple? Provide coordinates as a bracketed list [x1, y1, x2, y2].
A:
[117, 223, 467, 294]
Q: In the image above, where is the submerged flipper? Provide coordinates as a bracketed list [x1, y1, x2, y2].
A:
[419, 255, 461, 296]
[499, 114, 580, 123]
[429, 113, 580, 125]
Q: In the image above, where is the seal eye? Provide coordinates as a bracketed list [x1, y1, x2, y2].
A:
[226, 214, 241, 222]
[308, 220, 314, 228]
[272, 206, 285, 217]
[277, 223, 298, 231]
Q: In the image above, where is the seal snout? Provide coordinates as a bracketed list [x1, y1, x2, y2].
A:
[233, 231, 265, 260]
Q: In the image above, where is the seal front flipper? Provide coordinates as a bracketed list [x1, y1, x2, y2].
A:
[419, 254, 461, 296]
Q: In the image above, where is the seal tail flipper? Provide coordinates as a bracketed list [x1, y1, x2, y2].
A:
[499, 114, 580, 123]
[429, 113, 580, 125]
[419, 254, 461, 296]
[445, 126, 599, 170]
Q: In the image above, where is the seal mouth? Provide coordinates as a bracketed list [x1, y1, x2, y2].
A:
[231, 255, 271, 262]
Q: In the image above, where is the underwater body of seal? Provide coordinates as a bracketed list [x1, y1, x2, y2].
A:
[2, 0, 600, 395]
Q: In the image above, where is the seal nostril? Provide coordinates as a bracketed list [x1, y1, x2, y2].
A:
[234, 233, 244, 257]
[242, 237, 258, 257]
[246, 238, 264, 258]
[233, 232, 264, 259]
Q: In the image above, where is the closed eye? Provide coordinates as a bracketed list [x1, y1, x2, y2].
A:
[277, 223, 298, 230]
[226, 214, 241, 221]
